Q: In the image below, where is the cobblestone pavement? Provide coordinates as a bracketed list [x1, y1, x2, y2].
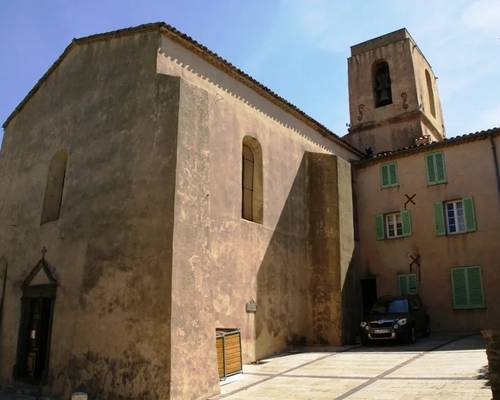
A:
[215, 333, 491, 400]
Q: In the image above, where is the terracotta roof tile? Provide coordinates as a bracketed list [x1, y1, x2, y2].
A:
[356, 127, 500, 165]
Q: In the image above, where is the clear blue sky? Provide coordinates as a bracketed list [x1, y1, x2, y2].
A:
[1, 0, 499, 144]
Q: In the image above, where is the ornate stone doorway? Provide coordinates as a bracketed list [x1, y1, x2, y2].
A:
[15, 253, 57, 384]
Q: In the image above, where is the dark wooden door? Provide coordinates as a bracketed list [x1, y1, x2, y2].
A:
[361, 278, 377, 316]
[15, 286, 55, 384]
[24, 298, 52, 380]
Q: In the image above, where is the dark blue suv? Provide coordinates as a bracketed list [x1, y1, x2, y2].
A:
[360, 295, 430, 345]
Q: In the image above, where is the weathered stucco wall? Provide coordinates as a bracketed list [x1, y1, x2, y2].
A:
[0, 31, 177, 399]
[411, 45, 445, 138]
[354, 136, 500, 331]
[308, 154, 355, 345]
[0, 26, 358, 400]
[157, 33, 357, 399]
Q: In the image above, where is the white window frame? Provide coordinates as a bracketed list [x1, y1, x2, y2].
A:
[385, 212, 403, 239]
[445, 200, 466, 234]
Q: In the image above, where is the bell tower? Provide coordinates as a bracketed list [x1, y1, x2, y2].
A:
[344, 28, 445, 154]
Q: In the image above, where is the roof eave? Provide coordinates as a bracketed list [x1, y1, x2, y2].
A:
[2, 22, 363, 157]
[354, 127, 500, 167]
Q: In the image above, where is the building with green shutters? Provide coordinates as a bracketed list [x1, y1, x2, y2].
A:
[352, 128, 498, 332]
[345, 29, 500, 333]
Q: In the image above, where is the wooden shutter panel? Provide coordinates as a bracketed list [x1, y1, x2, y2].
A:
[435, 152, 446, 182]
[389, 163, 397, 185]
[375, 214, 385, 240]
[463, 197, 477, 232]
[399, 275, 408, 296]
[434, 202, 446, 236]
[467, 267, 484, 307]
[426, 154, 436, 183]
[401, 210, 412, 236]
[408, 274, 417, 294]
[451, 268, 468, 308]
[381, 165, 389, 187]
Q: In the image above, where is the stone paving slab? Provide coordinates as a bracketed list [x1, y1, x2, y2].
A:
[216, 333, 492, 400]
[241, 352, 329, 375]
[222, 377, 366, 400]
[346, 379, 491, 400]
[386, 335, 488, 379]
[284, 352, 416, 378]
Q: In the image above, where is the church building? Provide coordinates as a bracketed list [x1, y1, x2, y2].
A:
[0, 23, 498, 400]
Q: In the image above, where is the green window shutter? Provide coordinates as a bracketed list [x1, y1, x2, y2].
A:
[399, 274, 417, 295]
[389, 163, 397, 185]
[434, 202, 446, 236]
[399, 275, 408, 296]
[381, 162, 398, 187]
[381, 164, 389, 187]
[401, 210, 412, 236]
[466, 267, 484, 307]
[408, 274, 417, 294]
[426, 154, 436, 183]
[435, 152, 446, 182]
[463, 197, 477, 232]
[375, 214, 385, 240]
[451, 268, 468, 308]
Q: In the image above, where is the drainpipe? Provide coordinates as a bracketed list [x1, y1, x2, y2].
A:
[490, 135, 500, 207]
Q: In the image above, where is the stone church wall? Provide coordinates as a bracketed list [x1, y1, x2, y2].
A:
[157, 34, 357, 399]
[0, 31, 176, 399]
[0, 26, 358, 400]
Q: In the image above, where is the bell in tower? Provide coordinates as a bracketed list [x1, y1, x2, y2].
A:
[374, 62, 392, 107]
[344, 28, 445, 154]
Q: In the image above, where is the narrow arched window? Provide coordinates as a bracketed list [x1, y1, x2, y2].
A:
[242, 137, 263, 223]
[425, 69, 436, 118]
[373, 61, 392, 108]
[41, 150, 68, 224]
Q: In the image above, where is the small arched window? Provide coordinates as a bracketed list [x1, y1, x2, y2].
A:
[41, 150, 68, 224]
[373, 61, 393, 108]
[425, 69, 436, 118]
[242, 137, 263, 223]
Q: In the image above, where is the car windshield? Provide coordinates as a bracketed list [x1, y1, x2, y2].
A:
[371, 298, 409, 314]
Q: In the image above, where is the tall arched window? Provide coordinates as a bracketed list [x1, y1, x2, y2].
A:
[373, 61, 392, 108]
[41, 150, 68, 224]
[425, 69, 436, 118]
[242, 137, 263, 223]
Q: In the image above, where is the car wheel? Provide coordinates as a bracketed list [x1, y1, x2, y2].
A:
[361, 335, 370, 346]
[406, 326, 416, 344]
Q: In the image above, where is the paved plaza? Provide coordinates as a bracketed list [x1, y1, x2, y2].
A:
[215, 333, 491, 400]
[0, 333, 491, 399]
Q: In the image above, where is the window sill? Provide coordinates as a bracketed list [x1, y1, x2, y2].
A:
[384, 235, 411, 240]
[241, 217, 263, 226]
[453, 305, 486, 310]
[444, 230, 475, 236]
[375, 102, 393, 109]
[381, 184, 399, 190]
[427, 180, 447, 186]
[40, 218, 60, 226]
[447, 230, 468, 236]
